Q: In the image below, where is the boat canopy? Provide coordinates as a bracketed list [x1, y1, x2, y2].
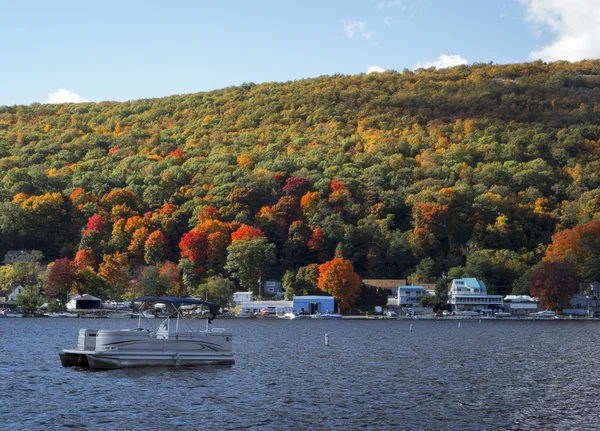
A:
[132, 296, 220, 323]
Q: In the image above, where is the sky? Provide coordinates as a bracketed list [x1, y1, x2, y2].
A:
[1, 0, 599, 106]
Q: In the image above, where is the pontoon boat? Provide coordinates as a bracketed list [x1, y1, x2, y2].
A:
[59, 296, 234, 369]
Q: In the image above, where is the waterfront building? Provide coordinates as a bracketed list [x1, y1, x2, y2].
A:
[292, 295, 335, 315]
[238, 300, 292, 315]
[448, 278, 503, 312]
[233, 292, 253, 304]
[503, 295, 539, 316]
[7, 284, 24, 302]
[396, 286, 434, 307]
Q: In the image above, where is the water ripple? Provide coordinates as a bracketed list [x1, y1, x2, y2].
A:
[1, 318, 599, 430]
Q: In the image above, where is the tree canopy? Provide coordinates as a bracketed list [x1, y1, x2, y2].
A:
[1, 60, 600, 302]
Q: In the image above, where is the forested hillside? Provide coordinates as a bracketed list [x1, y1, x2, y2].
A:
[2, 60, 600, 304]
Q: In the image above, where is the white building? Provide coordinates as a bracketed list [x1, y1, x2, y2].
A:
[233, 292, 253, 305]
[448, 278, 503, 312]
[396, 286, 433, 307]
[503, 295, 539, 316]
[239, 300, 292, 315]
[7, 285, 24, 302]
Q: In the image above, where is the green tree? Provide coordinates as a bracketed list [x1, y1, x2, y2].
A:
[192, 276, 235, 307]
[282, 270, 296, 301]
[225, 237, 276, 295]
[16, 285, 44, 312]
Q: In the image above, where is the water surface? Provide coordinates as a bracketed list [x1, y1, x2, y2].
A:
[1, 317, 598, 430]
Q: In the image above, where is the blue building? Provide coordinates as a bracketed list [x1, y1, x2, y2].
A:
[292, 296, 335, 315]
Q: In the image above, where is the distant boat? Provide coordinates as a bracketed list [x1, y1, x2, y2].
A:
[107, 312, 139, 319]
[529, 310, 556, 319]
[312, 312, 342, 320]
[51, 311, 80, 318]
[1, 310, 24, 318]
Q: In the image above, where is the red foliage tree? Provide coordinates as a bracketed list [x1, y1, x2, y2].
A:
[179, 231, 209, 264]
[308, 228, 324, 252]
[529, 261, 579, 311]
[283, 176, 310, 197]
[83, 213, 105, 235]
[47, 258, 86, 301]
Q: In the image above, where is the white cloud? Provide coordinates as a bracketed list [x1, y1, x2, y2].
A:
[520, 0, 600, 61]
[343, 20, 375, 39]
[376, 0, 404, 9]
[367, 65, 385, 74]
[414, 54, 468, 69]
[384, 16, 393, 26]
[45, 88, 87, 104]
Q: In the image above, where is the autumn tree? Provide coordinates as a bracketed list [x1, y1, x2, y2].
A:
[75, 249, 97, 270]
[144, 230, 170, 265]
[318, 257, 361, 313]
[158, 261, 184, 297]
[529, 261, 579, 311]
[46, 258, 86, 304]
[98, 251, 130, 300]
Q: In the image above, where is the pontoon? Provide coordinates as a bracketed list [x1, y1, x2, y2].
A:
[59, 296, 234, 369]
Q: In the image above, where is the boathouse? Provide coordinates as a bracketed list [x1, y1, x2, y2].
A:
[292, 295, 335, 315]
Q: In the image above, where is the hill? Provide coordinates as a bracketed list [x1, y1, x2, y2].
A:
[1, 60, 600, 298]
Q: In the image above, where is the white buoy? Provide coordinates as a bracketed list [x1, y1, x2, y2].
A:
[325, 333, 329, 346]
[458, 322, 461, 328]
[409, 324, 413, 332]
[479, 319, 481, 324]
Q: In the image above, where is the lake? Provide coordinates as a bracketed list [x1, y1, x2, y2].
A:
[1, 317, 599, 430]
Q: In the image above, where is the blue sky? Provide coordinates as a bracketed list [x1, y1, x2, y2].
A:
[1, 0, 598, 106]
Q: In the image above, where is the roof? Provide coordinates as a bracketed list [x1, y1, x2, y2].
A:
[233, 291, 253, 295]
[400, 286, 425, 291]
[504, 295, 538, 302]
[69, 294, 102, 301]
[293, 295, 334, 300]
[362, 279, 406, 288]
[454, 278, 486, 289]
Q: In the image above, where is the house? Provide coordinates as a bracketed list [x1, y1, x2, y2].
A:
[395, 286, 434, 307]
[233, 292, 253, 304]
[503, 295, 539, 316]
[293, 295, 335, 314]
[7, 285, 24, 302]
[262, 280, 283, 297]
[448, 278, 503, 312]
[2, 250, 34, 265]
[562, 282, 600, 316]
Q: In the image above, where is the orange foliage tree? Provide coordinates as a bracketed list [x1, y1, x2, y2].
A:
[231, 225, 265, 242]
[317, 257, 361, 313]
